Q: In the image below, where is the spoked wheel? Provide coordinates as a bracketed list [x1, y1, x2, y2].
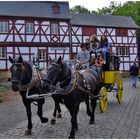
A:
[117, 79, 123, 103]
[100, 87, 108, 113]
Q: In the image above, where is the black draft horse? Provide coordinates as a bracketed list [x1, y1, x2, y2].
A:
[43, 56, 100, 138]
[9, 56, 49, 135]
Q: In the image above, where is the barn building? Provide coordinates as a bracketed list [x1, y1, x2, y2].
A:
[0, 1, 138, 72]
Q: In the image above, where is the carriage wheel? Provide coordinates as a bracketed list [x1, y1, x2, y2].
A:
[117, 79, 123, 103]
[100, 87, 108, 113]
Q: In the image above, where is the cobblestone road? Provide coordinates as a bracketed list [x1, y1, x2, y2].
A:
[0, 79, 140, 139]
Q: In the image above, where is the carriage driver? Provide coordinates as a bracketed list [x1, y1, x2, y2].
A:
[77, 43, 90, 69]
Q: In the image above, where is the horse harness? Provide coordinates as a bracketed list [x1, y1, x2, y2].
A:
[25, 62, 99, 99]
[54, 68, 99, 99]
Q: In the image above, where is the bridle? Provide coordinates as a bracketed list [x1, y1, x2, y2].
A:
[11, 62, 26, 84]
[11, 61, 36, 92]
[45, 62, 62, 86]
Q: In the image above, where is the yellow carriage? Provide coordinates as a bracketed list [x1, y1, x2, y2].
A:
[99, 54, 123, 113]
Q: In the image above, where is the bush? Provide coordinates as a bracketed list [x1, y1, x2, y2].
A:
[0, 86, 7, 92]
[0, 96, 3, 102]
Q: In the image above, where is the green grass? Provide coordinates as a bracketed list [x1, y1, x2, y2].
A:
[0, 86, 8, 103]
[0, 86, 7, 93]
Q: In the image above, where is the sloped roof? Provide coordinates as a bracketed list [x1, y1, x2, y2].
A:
[71, 13, 138, 28]
[0, 1, 138, 28]
[0, 1, 71, 19]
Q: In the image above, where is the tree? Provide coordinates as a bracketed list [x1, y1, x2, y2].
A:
[70, 5, 91, 14]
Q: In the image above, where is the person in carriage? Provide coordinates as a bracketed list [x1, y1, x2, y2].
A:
[77, 43, 90, 69]
[89, 53, 96, 68]
[96, 53, 105, 81]
[89, 34, 100, 56]
[96, 34, 110, 64]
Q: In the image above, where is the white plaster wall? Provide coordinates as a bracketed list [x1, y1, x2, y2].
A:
[39, 47, 46, 49]
[72, 47, 77, 53]
[15, 35, 21, 42]
[119, 63, 123, 71]
[97, 28, 102, 36]
[130, 55, 137, 61]
[130, 47, 133, 53]
[0, 34, 8, 42]
[6, 35, 13, 42]
[35, 26, 39, 34]
[72, 36, 78, 43]
[26, 35, 33, 42]
[60, 27, 68, 35]
[72, 27, 82, 35]
[20, 27, 25, 34]
[33, 35, 40, 42]
[124, 63, 129, 70]
[134, 47, 137, 53]
[123, 37, 127, 43]
[124, 57, 129, 61]
[41, 36, 47, 42]
[108, 37, 113, 43]
[83, 36, 89, 42]
[0, 61, 6, 69]
[9, 20, 12, 24]
[7, 53, 13, 58]
[15, 25, 23, 31]
[132, 37, 136, 44]
[48, 54, 55, 60]
[21, 55, 29, 61]
[110, 29, 115, 35]
[15, 20, 24, 24]
[60, 36, 69, 42]
[41, 26, 50, 34]
[41, 21, 50, 25]
[31, 47, 38, 54]
[63, 54, 69, 60]
[111, 37, 116, 43]
[59, 22, 68, 26]
[7, 47, 13, 53]
[112, 47, 116, 53]
[77, 36, 82, 43]
[129, 37, 132, 43]
[7, 61, 12, 69]
[128, 29, 136, 36]
[19, 47, 29, 53]
[35, 21, 38, 25]
[117, 37, 122, 43]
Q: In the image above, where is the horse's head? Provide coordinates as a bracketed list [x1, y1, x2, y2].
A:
[9, 56, 29, 91]
[44, 56, 70, 93]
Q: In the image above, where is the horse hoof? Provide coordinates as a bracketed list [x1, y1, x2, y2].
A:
[24, 129, 32, 135]
[41, 117, 48, 123]
[89, 120, 94, 125]
[68, 135, 75, 139]
[57, 113, 62, 118]
[50, 119, 56, 125]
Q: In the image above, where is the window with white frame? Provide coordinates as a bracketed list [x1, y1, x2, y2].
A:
[51, 23, 59, 34]
[26, 22, 34, 34]
[0, 47, 6, 59]
[116, 47, 129, 56]
[39, 50, 46, 60]
[0, 22, 8, 33]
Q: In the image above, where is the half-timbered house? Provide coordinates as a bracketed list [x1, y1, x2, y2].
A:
[0, 1, 138, 73]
